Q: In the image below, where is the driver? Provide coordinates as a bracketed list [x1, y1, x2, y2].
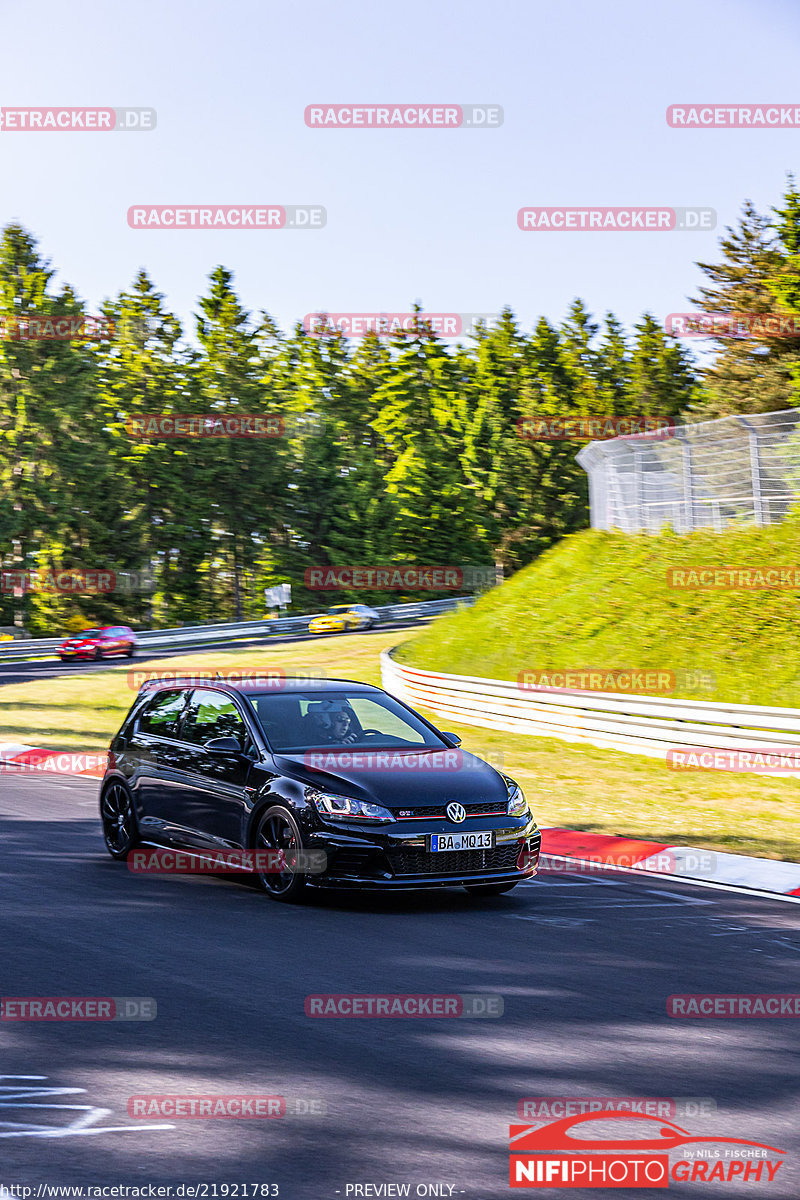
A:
[328, 700, 359, 744]
[325, 701, 358, 744]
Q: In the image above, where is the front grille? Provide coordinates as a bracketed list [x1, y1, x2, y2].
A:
[394, 800, 508, 819]
[389, 841, 521, 876]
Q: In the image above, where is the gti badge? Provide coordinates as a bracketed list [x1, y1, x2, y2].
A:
[446, 802, 466, 824]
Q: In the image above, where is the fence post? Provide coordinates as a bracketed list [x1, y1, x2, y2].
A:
[633, 447, 645, 530]
[738, 417, 765, 525]
[680, 428, 695, 533]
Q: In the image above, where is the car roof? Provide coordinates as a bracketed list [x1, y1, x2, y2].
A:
[138, 676, 383, 697]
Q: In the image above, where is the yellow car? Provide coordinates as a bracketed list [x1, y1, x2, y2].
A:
[308, 604, 380, 635]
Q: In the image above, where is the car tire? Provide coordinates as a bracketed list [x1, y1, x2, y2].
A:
[94, 647, 103, 661]
[463, 881, 520, 896]
[127, 646, 135, 658]
[100, 781, 140, 860]
[253, 806, 308, 903]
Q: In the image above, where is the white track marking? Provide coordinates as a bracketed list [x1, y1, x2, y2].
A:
[526, 861, 800, 905]
[639, 887, 713, 905]
[0, 1077, 173, 1138]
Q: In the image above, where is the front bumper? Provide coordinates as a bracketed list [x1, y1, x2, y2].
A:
[306, 818, 540, 890]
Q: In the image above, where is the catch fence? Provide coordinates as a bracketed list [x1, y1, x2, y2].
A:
[577, 408, 800, 532]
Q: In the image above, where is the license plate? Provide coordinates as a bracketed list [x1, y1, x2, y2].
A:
[429, 831, 494, 852]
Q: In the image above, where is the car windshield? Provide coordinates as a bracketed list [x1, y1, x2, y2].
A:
[326, 606, 351, 614]
[75, 629, 101, 637]
[247, 690, 447, 754]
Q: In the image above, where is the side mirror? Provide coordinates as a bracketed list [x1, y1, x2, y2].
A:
[441, 731, 462, 748]
[205, 736, 245, 757]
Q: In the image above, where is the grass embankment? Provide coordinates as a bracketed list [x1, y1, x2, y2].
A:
[393, 520, 800, 860]
[0, 624, 798, 860]
[397, 518, 800, 709]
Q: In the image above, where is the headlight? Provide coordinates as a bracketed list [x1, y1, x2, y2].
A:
[502, 774, 529, 817]
[306, 787, 396, 824]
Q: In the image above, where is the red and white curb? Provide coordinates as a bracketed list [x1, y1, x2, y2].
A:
[540, 828, 800, 898]
[0, 741, 105, 778]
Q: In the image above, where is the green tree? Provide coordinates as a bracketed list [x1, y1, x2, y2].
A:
[195, 267, 288, 620]
[691, 198, 788, 415]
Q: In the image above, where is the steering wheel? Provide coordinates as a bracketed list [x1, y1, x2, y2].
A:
[359, 729, 384, 739]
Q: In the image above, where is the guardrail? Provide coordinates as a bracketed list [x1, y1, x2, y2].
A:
[380, 649, 800, 766]
[0, 597, 472, 663]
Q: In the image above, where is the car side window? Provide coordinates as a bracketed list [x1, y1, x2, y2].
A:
[182, 689, 247, 749]
[138, 689, 188, 738]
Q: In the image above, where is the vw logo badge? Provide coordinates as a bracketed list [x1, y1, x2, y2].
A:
[446, 802, 466, 824]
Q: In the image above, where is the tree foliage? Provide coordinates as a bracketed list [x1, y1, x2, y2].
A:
[0, 225, 700, 632]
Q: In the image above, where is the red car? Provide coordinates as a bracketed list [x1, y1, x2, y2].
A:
[58, 626, 137, 662]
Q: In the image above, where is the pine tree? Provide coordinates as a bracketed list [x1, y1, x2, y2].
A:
[691, 199, 789, 414]
[194, 267, 288, 620]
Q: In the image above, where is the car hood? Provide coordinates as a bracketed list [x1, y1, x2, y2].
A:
[272, 746, 508, 808]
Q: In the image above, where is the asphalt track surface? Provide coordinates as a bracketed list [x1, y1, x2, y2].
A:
[0, 622, 422, 687]
[2, 775, 800, 1198]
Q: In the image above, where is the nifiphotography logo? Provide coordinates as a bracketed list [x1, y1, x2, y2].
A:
[508, 1111, 785, 1188]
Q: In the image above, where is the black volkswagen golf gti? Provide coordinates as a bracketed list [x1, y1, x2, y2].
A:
[100, 677, 540, 902]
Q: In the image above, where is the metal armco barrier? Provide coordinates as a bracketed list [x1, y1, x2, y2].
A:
[380, 649, 800, 765]
[0, 598, 471, 663]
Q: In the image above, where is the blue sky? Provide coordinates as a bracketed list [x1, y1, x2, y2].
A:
[1, 0, 798, 344]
